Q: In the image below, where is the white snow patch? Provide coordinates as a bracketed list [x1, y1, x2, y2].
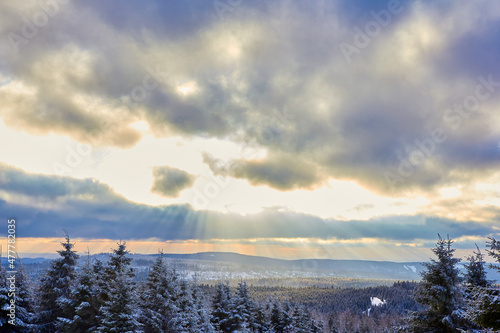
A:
[370, 297, 386, 307]
[404, 265, 417, 273]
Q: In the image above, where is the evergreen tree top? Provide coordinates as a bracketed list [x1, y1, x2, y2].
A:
[486, 237, 500, 273]
[56, 233, 80, 262]
[107, 241, 133, 275]
[464, 244, 491, 288]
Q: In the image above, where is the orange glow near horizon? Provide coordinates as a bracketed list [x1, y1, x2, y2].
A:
[5, 236, 478, 262]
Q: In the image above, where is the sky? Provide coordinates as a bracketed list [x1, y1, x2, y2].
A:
[0, 0, 500, 261]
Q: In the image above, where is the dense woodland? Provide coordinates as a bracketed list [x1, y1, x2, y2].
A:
[1, 234, 499, 332]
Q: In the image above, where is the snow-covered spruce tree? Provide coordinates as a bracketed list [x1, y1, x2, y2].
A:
[191, 285, 216, 332]
[467, 238, 500, 330]
[487, 237, 500, 262]
[0, 260, 37, 333]
[463, 244, 491, 330]
[308, 310, 324, 333]
[462, 244, 490, 321]
[13, 262, 37, 332]
[37, 233, 79, 332]
[211, 281, 236, 333]
[253, 304, 269, 333]
[96, 241, 142, 332]
[464, 245, 490, 289]
[291, 305, 311, 333]
[62, 256, 100, 333]
[139, 253, 182, 333]
[91, 258, 108, 311]
[173, 279, 211, 332]
[269, 297, 290, 333]
[405, 235, 475, 332]
[0, 259, 11, 331]
[282, 300, 294, 332]
[289, 305, 323, 333]
[235, 281, 258, 331]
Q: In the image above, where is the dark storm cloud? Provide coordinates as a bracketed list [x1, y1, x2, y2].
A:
[1, 0, 500, 193]
[0, 164, 498, 242]
[151, 166, 195, 197]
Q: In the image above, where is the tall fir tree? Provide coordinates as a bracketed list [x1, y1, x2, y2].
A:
[96, 242, 142, 333]
[281, 300, 294, 332]
[269, 297, 288, 333]
[191, 285, 216, 333]
[14, 262, 37, 332]
[308, 310, 324, 333]
[62, 253, 100, 333]
[467, 238, 500, 330]
[464, 245, 490, 288]
[139, 253, 181, 333]
[0, 258, 37, 333]
[37, 233, 79, 332]
[486, 237, 500, 272]
[91, 258, 108, 312]
[0, 258, 12, 331]
[405, 235, 474, 332]
[291, 305, 310, 333]
[235, 281, 258, 331]
[174, 280, 209, 332]
[211, 282, 236, 333]
[253, 304, 269, 333]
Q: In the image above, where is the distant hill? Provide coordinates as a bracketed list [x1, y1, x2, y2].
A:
[1, 257, 52, 264]
[4, 252, 500, 283]
[144, 251, 426, 280]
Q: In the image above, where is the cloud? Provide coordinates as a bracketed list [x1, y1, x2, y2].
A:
[0, 0, 500, 195]
[150, 166, 195, 197]
[0, 163, 498, 244]
[0, 162, 116, 200]
[204, 152, 324, 190]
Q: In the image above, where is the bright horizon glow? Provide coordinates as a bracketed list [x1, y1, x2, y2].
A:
[10, 237, 448, 262]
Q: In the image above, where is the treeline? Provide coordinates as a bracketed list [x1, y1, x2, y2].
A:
[0, 235, 323, 333]
[249, 282, 420, 314]
[249, 282, 421, 333]
[1, 234, 500, 332]
[237, 277, 396, 289]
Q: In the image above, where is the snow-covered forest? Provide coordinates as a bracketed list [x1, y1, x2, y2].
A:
[1, 235, 500, 332]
